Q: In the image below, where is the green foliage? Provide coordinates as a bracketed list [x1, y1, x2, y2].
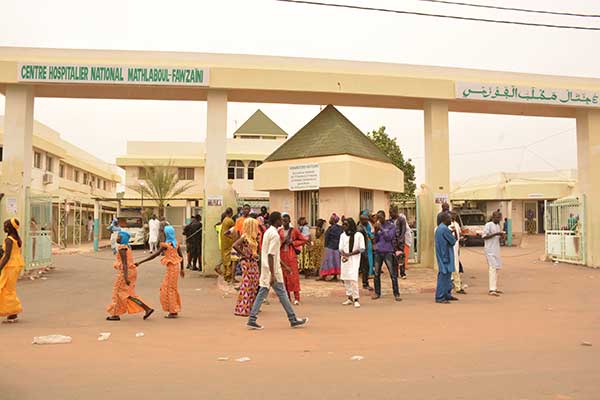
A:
[129, 162, 194, 217]
[367, 126, 416, 200]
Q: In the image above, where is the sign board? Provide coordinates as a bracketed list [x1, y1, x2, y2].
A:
[434, 193, 449, 205]
[207, 195, 223, 207]
[17, 63, 209, 86]
[288, 164, 320, 191]
[5, 197, 17, 215]
[528, 193, 545, 198]
[456, 81, 600, 108]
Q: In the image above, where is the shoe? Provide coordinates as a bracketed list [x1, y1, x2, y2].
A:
[354, 301, 361, 308]
[456, 289, 467, 294]
[293, 300, 300, 306]
[436, 300, 450, 304]
[489, 291, 500, 297]
[342, 299, 353, 306]
[247, 321, 264, 330]
[394, 296, 402, 302]
[448, 296, 459, 301]
[495, 290, 504, 294]
[363, 285, 374, 291]
[291, 318, 309, 328]
[401, 275, 407, 280]
[371, 295, 381, 300]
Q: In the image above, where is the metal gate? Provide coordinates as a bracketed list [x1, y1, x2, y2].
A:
[25, 193, 53, 271]
[545, 196, 585, 265]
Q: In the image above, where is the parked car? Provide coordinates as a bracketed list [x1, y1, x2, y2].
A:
[456, 209, 487, 246]
[117, 216, 147, 247]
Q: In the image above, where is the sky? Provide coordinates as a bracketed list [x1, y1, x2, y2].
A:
[0, 0, 597, 186]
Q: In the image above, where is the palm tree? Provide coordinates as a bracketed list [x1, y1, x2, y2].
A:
[129, 162, 194, 217]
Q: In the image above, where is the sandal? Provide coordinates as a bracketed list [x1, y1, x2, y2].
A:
[143, 309, 155, 320]
[164, 313, 178, 319]
[106, 316, 121, 321]
[3, 315, 18, 324]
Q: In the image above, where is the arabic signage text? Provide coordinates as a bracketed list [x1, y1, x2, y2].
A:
[18, 63, 209, 86]
[456, 82, 599, 108]
[288, 164, 320, 191]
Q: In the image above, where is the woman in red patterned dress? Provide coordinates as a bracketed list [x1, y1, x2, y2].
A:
[279, 213, 308, 305]
[233, 218, 260, 317]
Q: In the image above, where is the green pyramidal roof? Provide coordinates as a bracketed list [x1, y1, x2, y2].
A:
[265, 105, 392, 164]
[234, 109, 288, 138]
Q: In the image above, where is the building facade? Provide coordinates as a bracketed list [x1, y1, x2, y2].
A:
[116, 110, 287, 229]
[450, 170, 577, 241]
[255, 105, 404, 224]
[0, 116, 121, 246]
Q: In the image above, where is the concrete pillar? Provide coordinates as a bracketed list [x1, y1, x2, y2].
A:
[0, 85, 34, 228]
[420, 101, 450, 268]
[93, 200, 101, 252]
[576, 110, 600, 268]
[185, 200, 192, 225]
[202, 90, 228, 275]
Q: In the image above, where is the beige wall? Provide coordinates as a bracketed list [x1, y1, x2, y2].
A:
[266, 187, 389, 225]
[319, 187, 360, 222]
[373, 190, 390, 214]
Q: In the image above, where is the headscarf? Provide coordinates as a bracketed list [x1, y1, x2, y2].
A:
[164, 225, 177, 248]
[118, 231, 131, 245]
[330, 213, 340, 224]
[112, 218, 118, 226]
[360, 210, 370, 218]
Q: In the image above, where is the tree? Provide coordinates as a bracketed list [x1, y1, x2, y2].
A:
[368, 126, 416, 200]
[129, 162, 194, 217]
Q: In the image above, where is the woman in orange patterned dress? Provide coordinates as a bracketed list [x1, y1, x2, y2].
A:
[137, 225, 185, 318]
[106, 231, 154, 321]
[0, 218, 25, 323]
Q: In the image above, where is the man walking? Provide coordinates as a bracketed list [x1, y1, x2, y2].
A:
[389, 205, 408, 279]
[247, 212, 308, 330]
[435, 213, 458, 304]
[483, 211, 505, 296]
[86, 215, 94, 242]
[148, 214, 160, 253]
[372, 210, 401, 302]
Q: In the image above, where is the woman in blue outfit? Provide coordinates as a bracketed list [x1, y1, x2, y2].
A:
[357, 211, 374, 291]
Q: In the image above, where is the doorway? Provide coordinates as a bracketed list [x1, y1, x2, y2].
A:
[523, 201, 538, 235]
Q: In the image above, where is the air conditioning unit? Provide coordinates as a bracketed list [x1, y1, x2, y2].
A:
[42, 173, 54, 185]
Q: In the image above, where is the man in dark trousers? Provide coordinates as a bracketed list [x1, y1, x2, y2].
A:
[183, 214, 203, 271]
[389, 205, 408, 279]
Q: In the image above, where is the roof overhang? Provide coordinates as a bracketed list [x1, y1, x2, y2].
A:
[254, 154, 403, 193]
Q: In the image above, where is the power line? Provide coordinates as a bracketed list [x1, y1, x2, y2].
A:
[414, 0, 600, 18]
[274, 0, 600, 31]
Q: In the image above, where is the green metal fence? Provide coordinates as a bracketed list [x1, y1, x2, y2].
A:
[25, 193, 53, 271]
[545, 196, 585, 265]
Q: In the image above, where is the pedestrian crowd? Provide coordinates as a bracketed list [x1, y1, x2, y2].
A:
[0, 201, 506, 328]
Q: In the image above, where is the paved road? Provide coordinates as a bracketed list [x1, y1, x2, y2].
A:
[1, 243, 599, 400]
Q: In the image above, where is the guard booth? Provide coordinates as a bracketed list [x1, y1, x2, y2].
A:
[545, 196, 586, 265]
[25, 192, 52, 271]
